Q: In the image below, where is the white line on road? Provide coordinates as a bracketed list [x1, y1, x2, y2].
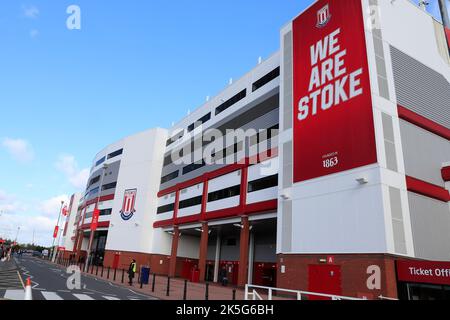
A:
[73, 294, 94, 300]
[42, 291, 63, 300]
[103, 296, 120, 300]
[4, 290, 24, 300]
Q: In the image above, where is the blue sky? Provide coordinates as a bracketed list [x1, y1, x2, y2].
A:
[0, 0, 447, 246]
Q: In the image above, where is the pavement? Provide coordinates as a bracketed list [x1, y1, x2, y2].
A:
[67, 259, 248, 300]
[0, 255, 158, 300]
[0, 258, 23, 292]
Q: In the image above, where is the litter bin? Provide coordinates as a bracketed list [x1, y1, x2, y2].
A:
[140, 266, 150, 285]
[191, 269, 200, 283]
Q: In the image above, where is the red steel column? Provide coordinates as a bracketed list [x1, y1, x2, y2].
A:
[239, 166, 249, 213]
[75, 230, 83, 261]
[173, 190, 180, 223]
[168, 226, 180, 277]
[200, 179, 209, 220]
[198, 222, 209, 282]
[237, 216, 250, 287]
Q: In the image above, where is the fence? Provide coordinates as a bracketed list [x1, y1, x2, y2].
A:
[245, 284, 398, 301]
[51, 257, 239, 300]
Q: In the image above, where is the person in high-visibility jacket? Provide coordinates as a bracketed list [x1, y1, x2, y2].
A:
[128, 259, 137, 286]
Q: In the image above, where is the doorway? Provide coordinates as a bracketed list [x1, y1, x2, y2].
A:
[308, 265, 342, 300]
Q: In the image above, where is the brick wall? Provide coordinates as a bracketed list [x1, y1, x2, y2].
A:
[276, 254, 400, 299]
[103, 250, 199, 278]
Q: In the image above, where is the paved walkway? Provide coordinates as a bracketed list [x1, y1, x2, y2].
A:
[55, 259, 246, 300]
[0, 258, 23, 295]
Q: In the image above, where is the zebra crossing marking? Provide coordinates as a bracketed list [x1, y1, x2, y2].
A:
[41, 291, 64, 300]
[73, 293, 94, 300]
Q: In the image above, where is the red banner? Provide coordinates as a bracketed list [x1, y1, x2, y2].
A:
[53, 226, 59, 239]
[91, 208, 100, 231]
[292, 0, 377, 183]
[397, 260, 450, 286]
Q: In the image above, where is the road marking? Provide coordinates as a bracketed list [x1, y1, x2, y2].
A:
[73, 294, 94, 300]
[4, 290, 24, 300]
[42, 291, 63, 300]
[17, 271, 25, 289]
[103, 296, 120, 300]
[128, 289, 151, 298]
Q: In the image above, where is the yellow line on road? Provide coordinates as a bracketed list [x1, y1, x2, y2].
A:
[17, 270, 25, 289]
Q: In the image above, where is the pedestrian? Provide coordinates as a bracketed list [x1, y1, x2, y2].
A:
[219, 266, 228, 287]
[128, 259, 137, 286]
[6, 247, 12, 262]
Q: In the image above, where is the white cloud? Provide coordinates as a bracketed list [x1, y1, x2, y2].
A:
[0, 211, 56, 246]
[55, 154, 89, 189]
[2, 138, 34, 163]
[0, 192, 71, 246]
[22, 5, 39, 18]
[0, 190, 27, 213]
[39, 194, 69, 217]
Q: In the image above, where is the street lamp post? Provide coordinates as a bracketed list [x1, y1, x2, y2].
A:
[14, 227, 20, 244]
[84, 163, 108, 272]
[51, 201, 65, 262]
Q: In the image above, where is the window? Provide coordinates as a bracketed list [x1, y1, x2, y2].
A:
[198, 112, 211, 124]
[102, 182, 117, 191]
[85, 187, 99, 199]
[160, 170, 179, 184]
[215, 89, 247, 116]
[211, 142, 244, 163]
[88, 175, 101, 188]
[252, 67, 280, 92]
[182, 161, 206, 175]
[208, 185, 240, 202]
[157, 203, 175, 214]
[85, 208, 112, 219]
[107, 149, 123, 160]
[179, 195, 203, 209]
[187, 112, 212, 133]
[166, 131, 184, 147]
[100, 209, 112, 216]
[249, 124, 279, 146]
[248, 174, 278, 193]
[95, 156, 106, 167]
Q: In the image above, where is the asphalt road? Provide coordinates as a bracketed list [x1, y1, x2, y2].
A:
[0, 255, 157, 300]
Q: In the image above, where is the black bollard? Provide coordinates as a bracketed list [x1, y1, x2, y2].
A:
[96, 265, 99, 276]
[91, 263, 94, 274]
[232, 289, 236, 300]
[122, 269, 125, 283]
[152, 273, 156, 292]
[107, 267, 110, 279]
[166, 277, 170, 297]
[205, 283, 209, 301]
[183, 280, 188, 300]
[101, 266, 104, 277]
[114, 268, 117, 281]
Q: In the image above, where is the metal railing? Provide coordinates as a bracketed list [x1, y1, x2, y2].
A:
[245, 284, 365, 301]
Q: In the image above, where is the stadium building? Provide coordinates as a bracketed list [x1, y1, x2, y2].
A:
[61, 0, 450, 300]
